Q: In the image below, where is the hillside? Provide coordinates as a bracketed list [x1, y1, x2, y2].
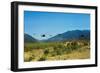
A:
[46, 30, 90, 42]
[24, 33, 38, 43]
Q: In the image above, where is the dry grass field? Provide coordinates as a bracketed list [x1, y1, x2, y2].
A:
[24, 40, 90, 62]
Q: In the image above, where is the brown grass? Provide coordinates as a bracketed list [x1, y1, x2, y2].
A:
[24, 40, 90, 62]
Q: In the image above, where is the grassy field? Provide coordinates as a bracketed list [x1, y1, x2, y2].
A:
[24, 40, 90, 62]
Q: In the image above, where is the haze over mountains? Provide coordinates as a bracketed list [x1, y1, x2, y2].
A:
[24, 30, 90, 43]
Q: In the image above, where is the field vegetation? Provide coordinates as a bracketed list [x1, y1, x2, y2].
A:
[24, 40, 90, 62]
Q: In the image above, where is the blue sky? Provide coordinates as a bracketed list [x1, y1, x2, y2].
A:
[24, 11, 90, 40]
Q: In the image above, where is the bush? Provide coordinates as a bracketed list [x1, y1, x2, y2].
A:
[38, 56, 46, 61]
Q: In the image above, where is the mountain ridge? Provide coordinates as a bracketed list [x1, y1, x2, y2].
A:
[46, 30, 90, 42]
[24, 30, 90, 42]
[24, 33, 38, 43]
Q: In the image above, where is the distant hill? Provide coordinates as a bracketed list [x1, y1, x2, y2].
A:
[24, 33, 38, 43]
[46, 30, 90, 42]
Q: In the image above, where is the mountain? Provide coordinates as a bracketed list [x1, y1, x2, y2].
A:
[46, 30, 90, 42]
[24, 33, 38, 43]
